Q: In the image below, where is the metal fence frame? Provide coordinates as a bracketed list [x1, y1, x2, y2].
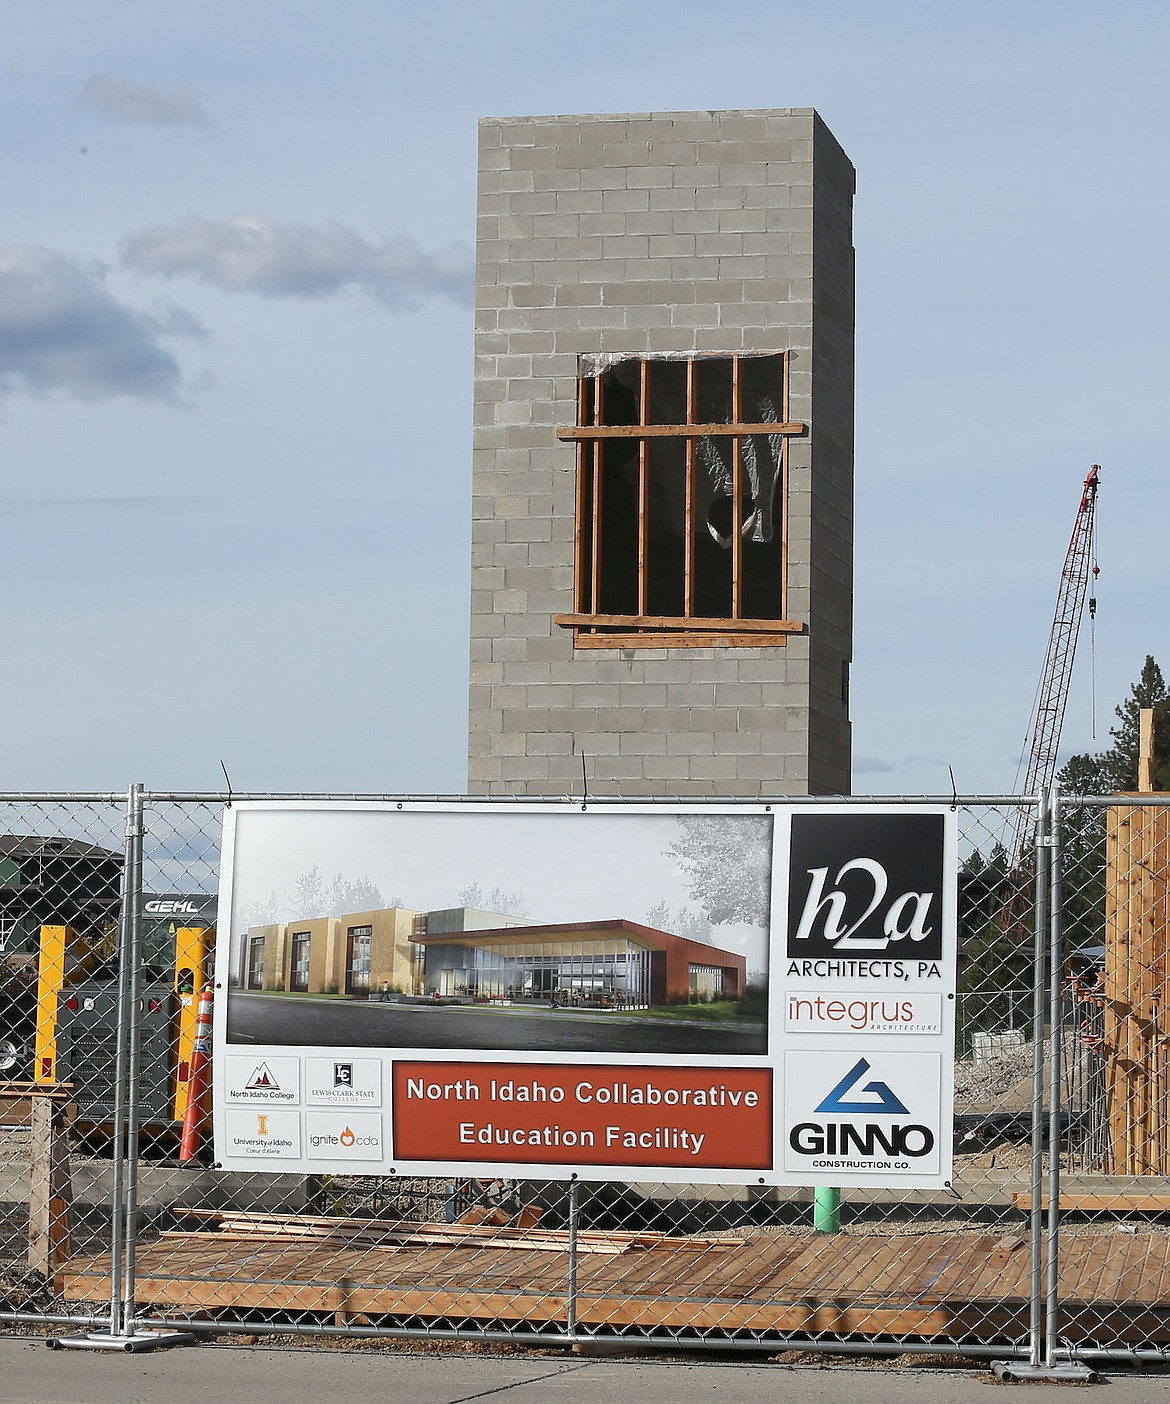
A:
[1, 785, 1164, 1368]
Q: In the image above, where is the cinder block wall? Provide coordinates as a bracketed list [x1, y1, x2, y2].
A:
[468, 109, 854, 797]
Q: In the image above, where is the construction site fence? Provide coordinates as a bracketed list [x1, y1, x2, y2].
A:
[0, 787, 1165, 1369]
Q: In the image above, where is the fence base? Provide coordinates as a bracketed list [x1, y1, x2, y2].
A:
[991, 1361, 1100, 1383]
[46, 1330, 195, 1354]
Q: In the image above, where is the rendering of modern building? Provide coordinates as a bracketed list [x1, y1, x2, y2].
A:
[238, 906, 745, 1011]
[468, 108, 855, 797]
[416, 918, 746, 1008]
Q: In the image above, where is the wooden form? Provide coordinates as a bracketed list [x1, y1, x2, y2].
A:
[1103, 801, 1170, 1173]
[56, 1221, 1170, 1346]
[58, 1223, 1034, 1341]
[0, 1081, 75, 1276]
[563, 352, 801, 648]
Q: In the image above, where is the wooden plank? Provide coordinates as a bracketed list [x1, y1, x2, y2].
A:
[571, 633, 790, 650]
[1014, 1192, 1170, 1213]
[0, 1083, 74, 1128]
[557, 422, 806, 441]
[171, 1208, 737, 1252]
[555, 613, 802, 633]
[162, 1229, 634, 1257]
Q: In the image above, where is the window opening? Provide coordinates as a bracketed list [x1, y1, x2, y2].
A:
[557, 351, 805, 647]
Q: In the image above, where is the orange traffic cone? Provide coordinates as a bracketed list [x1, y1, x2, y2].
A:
[179, 984, 214, 1164]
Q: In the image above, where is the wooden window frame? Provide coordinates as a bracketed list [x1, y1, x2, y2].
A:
[556, 352, 806, 649]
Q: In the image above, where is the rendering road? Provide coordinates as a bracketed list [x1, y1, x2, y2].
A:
[226, 992, 767, 1055]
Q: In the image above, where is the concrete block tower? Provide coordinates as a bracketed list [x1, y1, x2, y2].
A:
[468, 109, 854, 797]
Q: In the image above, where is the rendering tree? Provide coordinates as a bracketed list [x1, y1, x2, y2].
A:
[668, 816, 772, 929]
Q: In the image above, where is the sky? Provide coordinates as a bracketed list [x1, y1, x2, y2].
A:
[2, 1, 1166, 799]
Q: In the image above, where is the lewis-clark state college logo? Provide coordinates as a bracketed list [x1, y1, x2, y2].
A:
[786, 812, 945, 961]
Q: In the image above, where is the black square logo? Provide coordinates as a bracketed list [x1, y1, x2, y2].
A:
[786, 812, 945, 961]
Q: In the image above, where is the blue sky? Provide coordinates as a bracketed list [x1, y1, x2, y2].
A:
[2, 1, 1166, 796]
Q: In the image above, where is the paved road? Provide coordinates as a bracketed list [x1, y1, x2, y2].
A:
[4, 1337, 1167, 1404]
[226, 991, 767, 1055]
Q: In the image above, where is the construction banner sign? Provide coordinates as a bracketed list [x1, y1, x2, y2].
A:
[211, 801, 956, 1187]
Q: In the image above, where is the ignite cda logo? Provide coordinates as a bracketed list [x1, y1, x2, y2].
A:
[787, 813, 945, 960]
[308, 1122, 380, 1150]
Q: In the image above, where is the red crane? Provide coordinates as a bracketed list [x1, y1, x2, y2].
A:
[1010, 464, 1100, 868]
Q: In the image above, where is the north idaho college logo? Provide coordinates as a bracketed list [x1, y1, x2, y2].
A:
[247, 1063, 280, 1091]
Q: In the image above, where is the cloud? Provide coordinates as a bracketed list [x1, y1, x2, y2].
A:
[0, 246, 202, 403]
[852, 755, 899, 775]
[121, 213, 474, 310]
[79, 73, 211, 132]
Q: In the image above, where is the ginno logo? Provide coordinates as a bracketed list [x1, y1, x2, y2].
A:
[793, 857, 934, 952]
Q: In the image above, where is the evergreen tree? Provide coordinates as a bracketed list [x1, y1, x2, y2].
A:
[1060, 656, 1170, 794]
[1052, 657, 1169, 954]
[1099, 655, 1170, 792]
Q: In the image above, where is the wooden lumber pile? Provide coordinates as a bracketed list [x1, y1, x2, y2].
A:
[168, 1208, 745, 1257]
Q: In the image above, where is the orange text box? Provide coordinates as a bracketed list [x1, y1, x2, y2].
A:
[392, 1061, 773, 1171]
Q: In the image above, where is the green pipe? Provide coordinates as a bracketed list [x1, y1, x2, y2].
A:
[813, 1185, 841, 1233]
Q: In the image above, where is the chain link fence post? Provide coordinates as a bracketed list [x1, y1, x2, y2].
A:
[103, 784, 141, 1339]
[1026, 786, 1051, 1370]
[1045, 784, 1066, 1369]
[118, 784, 145, 1336]
[567, 1177, 579, 1340]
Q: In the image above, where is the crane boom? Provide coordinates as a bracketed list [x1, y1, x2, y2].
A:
[1013, 465, 1100, 865]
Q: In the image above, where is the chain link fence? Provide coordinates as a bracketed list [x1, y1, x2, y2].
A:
[1, 788, 1165, 1367]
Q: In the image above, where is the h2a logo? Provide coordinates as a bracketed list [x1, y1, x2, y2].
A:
[786, 813, 946, 960]
[794, 856, 934, 951]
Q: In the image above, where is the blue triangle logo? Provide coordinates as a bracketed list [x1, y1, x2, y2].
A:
[814, 1058, 909, 1115]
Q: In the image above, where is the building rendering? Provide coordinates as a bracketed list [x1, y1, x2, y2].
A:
[468, 108, 855, 797]
[238, 906, 745, 1011]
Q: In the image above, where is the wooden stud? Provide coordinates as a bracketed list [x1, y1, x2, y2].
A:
[1140, 707, 1156, 794]
[638, 358, 649, 616]
[731, 354, 742, 620]
[27, 1090, 73, 1276]
[591, 369, 604, 619]
[574, 367, 588, 614]
[685, 358, 695, 619]
[781, 350, 790, 618]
